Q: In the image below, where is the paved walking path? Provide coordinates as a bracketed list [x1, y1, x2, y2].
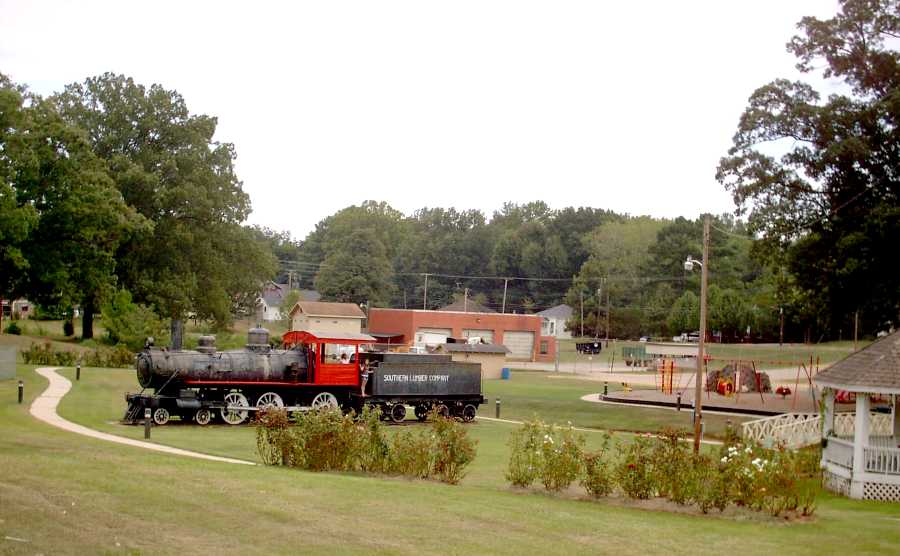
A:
[29, 367, 255, 466]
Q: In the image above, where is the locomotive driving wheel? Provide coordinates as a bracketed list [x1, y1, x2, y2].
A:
[194, 408, 212, 426]
[311, 392, 339, 411]
[256, 392, 285, 409]
[152, 408, 170, 426]
[222, 392, 250, 425]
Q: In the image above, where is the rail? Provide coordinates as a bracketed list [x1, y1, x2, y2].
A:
[833, 412, 893, 436]
[741, 413, 820, 449]
[823, 436, 854, 469]
[864, 444, 900, 475]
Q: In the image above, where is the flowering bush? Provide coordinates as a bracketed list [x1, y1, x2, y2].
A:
[614, 435, 657, 499]
[506, 418, 585, 491]
[256, 406, 476, 484]
[506, 418, 547, 488]
[580, 432, 614, 498]
[649, 428, 693, 504]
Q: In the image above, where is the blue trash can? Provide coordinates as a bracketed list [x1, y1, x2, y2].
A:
[501, 367, 511, 380]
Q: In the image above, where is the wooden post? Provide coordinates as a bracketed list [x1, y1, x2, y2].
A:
[422, 274, 429, 310]
[854, 310, 859, 351]
[144, 408, 152, 439]
[579, 290, 584, 338]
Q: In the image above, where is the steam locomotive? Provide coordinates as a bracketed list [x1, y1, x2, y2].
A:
[123, 328, 484, 426]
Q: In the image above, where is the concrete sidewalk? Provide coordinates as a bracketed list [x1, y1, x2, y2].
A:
[29, 367, 254, 466]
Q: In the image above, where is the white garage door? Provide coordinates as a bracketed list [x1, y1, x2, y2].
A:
[503, 331, 535, 360]
[415, 327, 452, 345]
[462, 329, 495, 343]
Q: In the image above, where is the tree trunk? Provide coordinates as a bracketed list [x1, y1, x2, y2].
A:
[82, 300, 95, 340]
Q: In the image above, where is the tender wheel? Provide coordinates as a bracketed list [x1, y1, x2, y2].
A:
[195, 408, 212, 426]
[390, 404, 407, 423]
[414, 404, 429, 421]
[311, 392, 339, 411]
[462, 404, 477, 423]
[256, 392, 285, 409]
[152, 408, 170, 426]
[221, 392, 250, 425]
[435, 404, 450, 419]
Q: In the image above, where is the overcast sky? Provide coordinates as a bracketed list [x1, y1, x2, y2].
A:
[1, 1, 840, 240]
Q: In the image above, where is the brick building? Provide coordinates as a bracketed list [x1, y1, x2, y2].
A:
[367, 308, 556, 362]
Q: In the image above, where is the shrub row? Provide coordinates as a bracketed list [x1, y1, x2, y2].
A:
[256, 406, 477, 484]
[507, 419, 819, 517]
[20, 342, 135, 368]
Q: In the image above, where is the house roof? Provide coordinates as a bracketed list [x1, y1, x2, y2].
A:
[261, 282, 289, 307]
[438, 299, 495, 313]
[437, 343, 510, 355]
[289, 301, 366, 319]
[815, 330, 900, 393]
[537, 304, 573, 320]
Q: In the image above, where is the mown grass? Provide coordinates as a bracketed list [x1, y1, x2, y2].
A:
[3, 365, 900, 555]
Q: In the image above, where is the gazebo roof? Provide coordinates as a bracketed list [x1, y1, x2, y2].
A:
[815, 330, 900, 393]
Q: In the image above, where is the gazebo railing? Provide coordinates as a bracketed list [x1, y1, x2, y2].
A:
[741, 413, 820, 449]
[833, 412, 893, 436]
[824, 437, 854, 469]
[864, 445, 900, 475]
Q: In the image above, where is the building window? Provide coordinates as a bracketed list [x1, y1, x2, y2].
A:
[540, 340, 549, 354]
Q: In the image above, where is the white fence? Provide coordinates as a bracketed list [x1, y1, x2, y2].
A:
[865, 446, 900, 475]
[741, 413, 820, 449]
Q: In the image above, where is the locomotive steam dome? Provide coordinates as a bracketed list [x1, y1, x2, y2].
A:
[247, 327, 270, 349]
[197, 335, 217, 354]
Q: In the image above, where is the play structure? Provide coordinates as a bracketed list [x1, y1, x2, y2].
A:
[651, 354, 821, 410]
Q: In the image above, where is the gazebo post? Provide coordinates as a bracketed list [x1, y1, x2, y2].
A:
[823, 387, 835, 438]
[893, 394, 899, 438]
[850, 393, 871, 499]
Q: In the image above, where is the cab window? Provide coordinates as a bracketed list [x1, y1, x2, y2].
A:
[321, 343, 356, 364]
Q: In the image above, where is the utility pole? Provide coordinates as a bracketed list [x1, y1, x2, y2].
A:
[693, 215, 710, 454]
[779, 307, 784, 347]
[403, 290, 407, 309]
[580, 290, 584, 338]
[595, 288, 602, 338]
[854, 310, 859, 351]
[501, 279, 509, 314]
[605, 281, 610, 343]
[464, 288, 469, 312]
[423, 273, 429, 310]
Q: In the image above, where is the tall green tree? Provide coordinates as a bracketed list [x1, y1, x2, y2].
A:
[717, 0, 900, 335]
[1, 75, 144, 337]
[314, 229, 394, 305]
[52, 74, 275, 329]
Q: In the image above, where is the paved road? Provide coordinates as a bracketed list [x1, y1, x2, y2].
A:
[29, 367, 255, 466]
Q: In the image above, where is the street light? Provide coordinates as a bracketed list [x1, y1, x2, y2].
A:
[684, 215, 710, 453]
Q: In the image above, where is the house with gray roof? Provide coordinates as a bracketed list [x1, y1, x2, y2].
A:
[537, 304, 573, 339]
[815, 329, 900, 501]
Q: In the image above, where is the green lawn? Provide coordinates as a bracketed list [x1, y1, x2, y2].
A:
[2, 365, 900, 555]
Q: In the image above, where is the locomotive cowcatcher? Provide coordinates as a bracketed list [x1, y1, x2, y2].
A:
[123, 328, 484, 426]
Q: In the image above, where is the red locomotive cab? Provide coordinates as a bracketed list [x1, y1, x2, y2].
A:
[282, 330, 376, 387]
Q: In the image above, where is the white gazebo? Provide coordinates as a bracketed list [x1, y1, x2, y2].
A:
[815, 330, 900, 501]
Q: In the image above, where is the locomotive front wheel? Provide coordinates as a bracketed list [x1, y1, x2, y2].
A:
[462, 404, 477, 423]
[256, 392, 285, 409]
[435, 404, 450, 419]
[311, 392, 339, 411]
[222, 392, 250, 425]
[195, 408, 212, 426]
[414, 404, 429, 421]
[152, 408, 170, 426]
[390, 404, 407, 423]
